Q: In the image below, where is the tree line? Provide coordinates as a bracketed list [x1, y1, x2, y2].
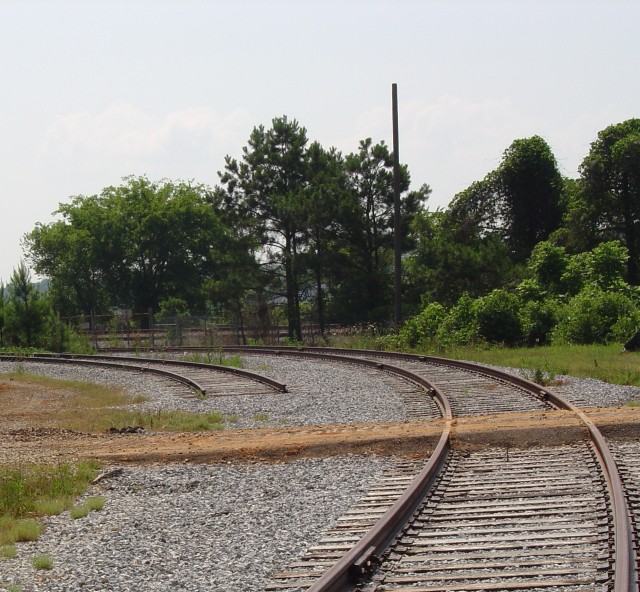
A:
[2, 116, 638, 349]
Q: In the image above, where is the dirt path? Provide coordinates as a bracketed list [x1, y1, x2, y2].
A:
[2, 377, 639, 466]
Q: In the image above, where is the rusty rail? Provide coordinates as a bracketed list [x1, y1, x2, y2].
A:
[218, 345, 635, 592]
[38, 352, 288, 393]
[0, 354, 208, 397]
[99, 345, 636, 590]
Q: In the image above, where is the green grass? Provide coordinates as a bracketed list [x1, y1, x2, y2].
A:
[0, 518, 43, 545]
[253, 412, 269, 422]
[432, 343, 640, 386]
[100, 409, 227, 432]
[31, 554, 53, 570]
[0, 462, 99, 545]
[70, 496, 105, 519]
[183, 350, 244, 368]
[0, 544, 16, 559]
[329, 335, 640, 387]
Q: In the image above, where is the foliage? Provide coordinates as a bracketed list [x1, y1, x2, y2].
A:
[0, 462, 99, 548]
[25, 176, 235, 319]
[579, 119, 640, 283]
[472, 289, 522, 345]
[399, 302, 447, 347]
[32, 554, 53, 570]
[552, 287, 639, 344]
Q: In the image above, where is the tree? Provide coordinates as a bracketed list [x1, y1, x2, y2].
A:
[406, 210, 516, 307]
[337, 138, 417, 324]
[218, 116, 309, 341]
[579, 119, 640, 284]
[497, 136, 565, 261]
[25, 177, 233, 321]
[4, 263, 50, 347]
[445, 136, 565, 264]
[299, 142, 350, 335]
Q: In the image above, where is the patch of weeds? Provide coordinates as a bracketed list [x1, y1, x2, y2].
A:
[32, 554, 53, 570]
[4, 584, 23, 592]
[0, 519, 43, 545]
[70, 496, 105, 520]
[0, 544, 17, 559]
[0, 462, 99, 545]
[627, 400, 640, 407]
[33, 498, 70, 517]
[225, 414, 239, 424]
[253, 412, 269, 422]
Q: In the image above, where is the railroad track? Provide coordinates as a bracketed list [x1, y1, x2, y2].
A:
[86, 346, 637, 590]
[212, 346, 635, 592]
[0, 353, 286, 398]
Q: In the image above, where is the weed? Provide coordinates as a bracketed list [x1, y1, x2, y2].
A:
[0, 544, 16, 559]
[69, 496, 105, 519]
[4, 584, 22, 592]
[253, 412, 269, 422]
[33, 498, 70, 517]
[0, 462, 99, 545]
[0, 519, 43, 545]
[32, 554, 53, 570]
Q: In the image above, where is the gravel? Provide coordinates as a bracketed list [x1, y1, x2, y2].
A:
[0, 356, 408, 429]
[0, 457, 392, 592]
[485, 364, 640, 408]
[1, 354, 638, 591]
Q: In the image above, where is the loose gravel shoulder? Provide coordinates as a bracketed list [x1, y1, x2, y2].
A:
[1, 355, 639, 592]
[0, 356, 408, 429]
[485, 363, 640, 408]
[0, 457, 392, 592]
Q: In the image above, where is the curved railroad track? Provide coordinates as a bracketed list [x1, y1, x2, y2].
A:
[0, 353, 287, 399]
[144, 345, 636, 592]
[3, 346, 636, 591]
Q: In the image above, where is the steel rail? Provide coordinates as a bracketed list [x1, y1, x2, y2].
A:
[102, 345, 636, 591]
[0, 354, 207, 397]
[34, 352, 288, 393]
[216, 345, 635, 592]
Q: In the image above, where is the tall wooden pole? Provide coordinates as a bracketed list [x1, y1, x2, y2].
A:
[392, 83, 401, 328]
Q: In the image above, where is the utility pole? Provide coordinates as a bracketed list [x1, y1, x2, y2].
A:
[392, 83, 401, 328]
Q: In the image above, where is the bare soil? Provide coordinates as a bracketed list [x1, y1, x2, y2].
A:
[2, 376, 639, 466]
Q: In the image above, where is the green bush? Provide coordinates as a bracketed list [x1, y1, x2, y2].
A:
[519, 299, 560, 345]
[472, 289, 522, 345]
[399, 302, 447, 347]
[436, 293, 478, 346]
[552, 287, 639, 344]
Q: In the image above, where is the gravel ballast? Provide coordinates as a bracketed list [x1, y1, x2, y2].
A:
[0, 457, 392, 592]
[1, 354, 639, 591]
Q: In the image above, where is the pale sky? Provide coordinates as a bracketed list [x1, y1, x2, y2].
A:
[1, 0, 638, 284]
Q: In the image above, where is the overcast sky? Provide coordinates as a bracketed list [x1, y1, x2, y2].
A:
[1, 0, 638, 284]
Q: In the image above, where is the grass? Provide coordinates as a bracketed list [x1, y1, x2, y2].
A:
[1, 372, 148, 408]
[0, 372, 231, 433]
[0, 544, 16, 559]
[433, 343, 640, 387]
[31, 554, 53, 570]
[253, 412, 269, 422]
[328, 336, 640, 387]
[69, 496, 105, 519]
[183, 349, 243, 368]
[101, 409, 227, 432]
[0, 462, 99, 545]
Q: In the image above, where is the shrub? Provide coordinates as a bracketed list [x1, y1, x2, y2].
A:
[552, 287, 640, 344]
[400, 302, 447, 347]
[519, 299, 560, 346]
[32, 554, 53, 570]
[472, 289, 522, 345]
[436, 293, 478, 346]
